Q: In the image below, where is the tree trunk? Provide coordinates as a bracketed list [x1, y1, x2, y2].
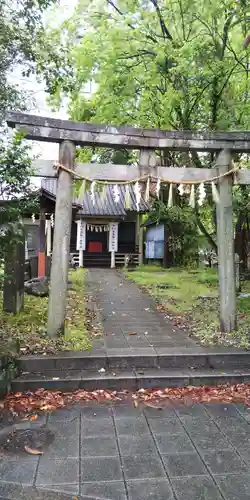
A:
[195, 211, 218, 253]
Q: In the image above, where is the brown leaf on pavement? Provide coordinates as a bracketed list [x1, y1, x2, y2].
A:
[127, 332, 137, 335]
[156, 305, 164, 311]
[22, 414, 38, 421]
[24, 446, 43, 455]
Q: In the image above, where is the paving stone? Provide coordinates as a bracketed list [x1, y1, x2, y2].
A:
[174, 404, 211, 418]
[154, 433, 195, 454]
[118, 435, 157, 456]
[222, 426, 250, 448]
[105, 339, 130, 349]
[162, 452, 207, 477]
[81, 456, 122, 482]
[238, 448, 250, 464]
[48, 419, 79, 438]
[81, 417, 115, 437]
[214, 415, 247, 431]
[234, 403, 250, 419]
[0, 459, 38, 485]
[36, 458, 79, 486]
[157, 354, 208, 369]
[78, 406, 113, 418]
[127, 478, 174, 500]
[38, 484, 79, 495]
[0, 483, 78, 499]
[81, 481, 127, 500]
[115, 416, 149, 436]
[81, 436, 118, 457]
[79, 371, 138, 391]
[202, 450, 249, 474]
[42, 435, 79, 458]
[122, 455, 166, 479]
[107, 347, 156, 357]
[108, 354, 158, 369]
[47, 409, 80, 422]
[172, 475, 224, 500]
[136, 370, 189, 389]
[112, 406, 144, 418]
[191, 430, 233, 451]
[180, 416, 218, 431]
[54, 356, 108, 371]
[215, 473, 250, 500]
[147, 416, 184, 435]
[204, 403, 242, 417]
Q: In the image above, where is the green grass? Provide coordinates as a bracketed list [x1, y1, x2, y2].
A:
[0, 269, 92, 355]
[124, 265, 250, 349]
[125, 266, 218, 313]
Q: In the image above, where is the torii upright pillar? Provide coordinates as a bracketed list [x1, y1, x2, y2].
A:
[216, 149, 236, 332]
[47, 140, 76, 338]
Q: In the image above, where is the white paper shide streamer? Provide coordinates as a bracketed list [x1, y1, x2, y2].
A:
[156, 178, 161, 199]
[189, 184, 195, 208]
[145, 177, 150, 202]
[178, 184, 184, 196]
[112, 184, 120, 204]
[90, 181, 96, 205]
[168, 183, 173, 208]
[198, 182, 206, 206]
[211, 181, 220, 204]
[134, 181, 141, 212]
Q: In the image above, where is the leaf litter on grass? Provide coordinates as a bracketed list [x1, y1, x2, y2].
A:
[0, 269, 102, 355]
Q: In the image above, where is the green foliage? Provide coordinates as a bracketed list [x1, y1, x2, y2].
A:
[40, 0, 250, 136]
[0, 0, 57, 121]
[149, 200, 199, 266]
[0, 132, 38, 260]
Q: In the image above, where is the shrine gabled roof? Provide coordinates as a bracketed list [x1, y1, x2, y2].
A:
[41, 178, 150, 217]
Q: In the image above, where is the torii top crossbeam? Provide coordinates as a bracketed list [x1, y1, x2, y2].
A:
[7, 111, 250, 152]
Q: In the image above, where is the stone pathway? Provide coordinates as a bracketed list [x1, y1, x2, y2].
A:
[1, 401, 250, 499]
[88, 269, 200, 354]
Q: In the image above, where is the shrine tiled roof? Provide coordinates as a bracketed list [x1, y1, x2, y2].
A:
[41, 178, 150, 217]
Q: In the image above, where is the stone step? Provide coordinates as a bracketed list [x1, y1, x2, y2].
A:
[11, 367, 250, 393]
[17, 349, 250, 374]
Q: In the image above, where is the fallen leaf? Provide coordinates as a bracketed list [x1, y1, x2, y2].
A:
[133, 399, 139, 408]
[22, 414, 38, 421]
[24, 446, 43, 455]
[156, 305, 164, 311]
[128, 332, 137, 336]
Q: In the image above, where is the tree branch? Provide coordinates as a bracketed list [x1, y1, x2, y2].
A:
[149, 0, 173, 40]
[195, 209, 217, 252]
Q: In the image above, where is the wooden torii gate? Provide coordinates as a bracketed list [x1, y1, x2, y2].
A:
[7, 112, 250, 338]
